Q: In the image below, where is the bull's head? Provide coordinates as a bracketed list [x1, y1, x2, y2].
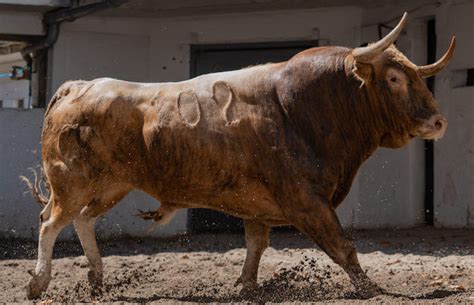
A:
[349, 12, 455, 148]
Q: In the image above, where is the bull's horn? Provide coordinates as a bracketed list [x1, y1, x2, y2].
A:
[352, 12, 408, 62]
[418, 36, 456, 78]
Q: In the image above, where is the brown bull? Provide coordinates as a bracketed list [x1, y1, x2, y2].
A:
[24, 13, 455, 299]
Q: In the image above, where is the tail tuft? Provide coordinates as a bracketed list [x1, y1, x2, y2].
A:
[136, 206, 179, 234]
[20, 167, 50, 206]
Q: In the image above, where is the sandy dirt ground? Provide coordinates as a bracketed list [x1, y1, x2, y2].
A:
[1, 227, 473, 304]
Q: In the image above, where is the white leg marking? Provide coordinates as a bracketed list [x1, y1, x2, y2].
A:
[27, 217, 65, 299]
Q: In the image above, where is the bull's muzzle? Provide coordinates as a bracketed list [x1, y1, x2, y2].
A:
[418, 114, 448, 140]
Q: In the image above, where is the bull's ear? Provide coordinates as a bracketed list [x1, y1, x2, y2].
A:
[352, 61, 373, 87]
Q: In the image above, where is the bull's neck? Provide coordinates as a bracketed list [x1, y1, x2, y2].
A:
[341, 72, 389, 150]
[274, 54, 385, 176]
[331, 78, 385, 166]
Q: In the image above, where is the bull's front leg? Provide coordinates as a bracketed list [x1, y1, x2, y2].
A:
[282, 194, 383, 298]
[234, 219, 270, 292]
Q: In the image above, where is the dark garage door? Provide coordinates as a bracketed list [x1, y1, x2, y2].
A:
[188, 40, 318, 233]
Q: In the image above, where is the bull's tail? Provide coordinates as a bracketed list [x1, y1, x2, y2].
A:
[136, 205, 179, 234]
[20, 167, 50, 206]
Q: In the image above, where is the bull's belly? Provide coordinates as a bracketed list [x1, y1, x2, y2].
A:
[189, 195, 286, 222]
[148, 179, 287, 223]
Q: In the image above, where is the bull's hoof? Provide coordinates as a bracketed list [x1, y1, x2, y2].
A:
[26, 275, 49, 300]
[26, 284, 42, 300]
[355, 284, 384, 299]
[234, 276, 259, 295]
[87, 270, 103, 290]
[239, 286, 259, 297]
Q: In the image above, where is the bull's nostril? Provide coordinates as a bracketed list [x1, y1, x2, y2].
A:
[435, 120, 443, 130]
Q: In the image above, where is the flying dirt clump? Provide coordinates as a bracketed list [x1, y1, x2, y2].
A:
[251, 255, 348, 302]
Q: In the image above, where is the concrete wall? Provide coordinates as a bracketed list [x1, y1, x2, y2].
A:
[0, 11, 44, 35]
[50, 7, 361, 86]
[0, 109, 43, 238]
[434, 1, 474, 227]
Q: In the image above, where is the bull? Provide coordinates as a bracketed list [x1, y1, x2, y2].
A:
[24, 12, 455, 299]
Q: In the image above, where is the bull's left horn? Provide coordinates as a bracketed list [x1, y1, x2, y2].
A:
[352, 12, 408, 62]
[418, 36, 456, 78]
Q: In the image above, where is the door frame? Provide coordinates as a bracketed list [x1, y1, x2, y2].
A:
[424, 18, 436, 225]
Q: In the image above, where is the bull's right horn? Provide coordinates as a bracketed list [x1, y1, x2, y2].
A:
[352, 12, 408, 62]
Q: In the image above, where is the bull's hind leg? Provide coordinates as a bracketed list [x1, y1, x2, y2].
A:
[284, 196, 382, 299]
[235, 220, 270, 292]
[74, 215, 103, 288]
[27, 194, 82, 299]
[73, 187, 131, 289]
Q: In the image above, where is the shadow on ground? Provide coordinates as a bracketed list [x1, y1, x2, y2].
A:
[1, 227, 473, 260]
[108, 284, 464, 303]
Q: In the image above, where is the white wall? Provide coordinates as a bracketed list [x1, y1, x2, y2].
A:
[51, 7, 362, 87]
[0, 109, 43, 238]
[0, 11, 44, 35]
[434, 1, 474, 227]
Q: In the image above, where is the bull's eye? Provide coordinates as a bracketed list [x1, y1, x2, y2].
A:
[390, 77, 398, 82]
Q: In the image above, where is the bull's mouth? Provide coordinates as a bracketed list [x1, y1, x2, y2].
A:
[413, 127, 446, 140]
